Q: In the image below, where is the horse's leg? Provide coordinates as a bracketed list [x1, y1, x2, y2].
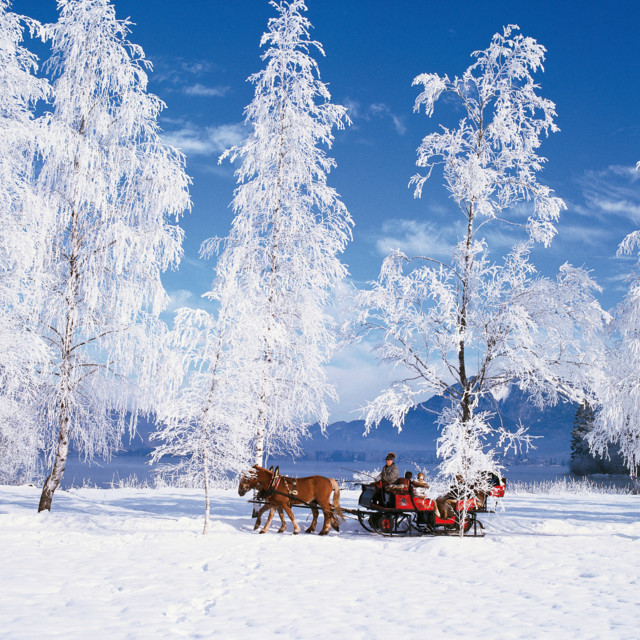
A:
[320, 510, 332, 535]
[277, 508, 287, 533]
[260, 504, 277, 534]
[305, 505, 319, 533]
[282, 503, 300, 534]
[315, 500, 333, 535]
[257, 506, 286, 532]
[254, 503, 269, 530]
[314, 479, 341, 535]
[330, 478, 343, 531]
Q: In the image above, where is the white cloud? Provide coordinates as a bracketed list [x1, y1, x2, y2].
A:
[343, 97, 362, 120]
[555, 223, 616, 248]
[313, 280, 408, 422]
[182, 255, 214, 272]
[590, 197, 640, 223]
[164, 288, 219, 316]
[165, 289, 195, 313]
[369, 102, 406, 135]
[577, 164, 640, 224]
[152, 57, 218, 86]
[162, 123, 246, 157]
[206, 123, 246, 152]
[375, 219, 458, 258]
[390, 114, 406, 136]
[179, 60, 216, 75]
[184, 83, 229, 97]
[344, 98, 406, 135]
[326, 340, 395, 422]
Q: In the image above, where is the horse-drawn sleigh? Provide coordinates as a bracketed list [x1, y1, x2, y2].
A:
[352, 478, 484, 536]
[238, 465, 506, 537]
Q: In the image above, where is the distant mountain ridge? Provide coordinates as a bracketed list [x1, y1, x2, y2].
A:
[119, 388, 578, 466]
[295, 388, 577, 465]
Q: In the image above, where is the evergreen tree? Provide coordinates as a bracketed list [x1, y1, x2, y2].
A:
[572, 401, 629, 475]
[569, 402, 601, 475]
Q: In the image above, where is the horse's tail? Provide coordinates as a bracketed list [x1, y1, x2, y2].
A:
[330, 478, 344, 522]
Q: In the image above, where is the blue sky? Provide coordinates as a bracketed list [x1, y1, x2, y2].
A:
[18, 1, 640, 419]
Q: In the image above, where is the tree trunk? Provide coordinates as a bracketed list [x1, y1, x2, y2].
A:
[251, 96, 284, 475]
[202, 447, 210, 535]
[252, 417, 266, 518]
[38, 400, 71, 512]
[39, 205, 79, 512]
[254, 423, 266, 468]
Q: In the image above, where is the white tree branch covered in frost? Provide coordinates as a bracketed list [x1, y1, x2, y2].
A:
[209, 0, 352, 465]
[590, 164, 640, 475]
[353, 26, 607, 506]
[34, 0, 190, 511]
[410, 25, 566, 248]
[152, 307, 256, 533]
[0, 1, 50, 483]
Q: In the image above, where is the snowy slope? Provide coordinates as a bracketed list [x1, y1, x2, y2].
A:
[1, 484, 639, 639]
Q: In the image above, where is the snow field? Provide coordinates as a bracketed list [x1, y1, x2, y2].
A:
[1, 485, 639, 639]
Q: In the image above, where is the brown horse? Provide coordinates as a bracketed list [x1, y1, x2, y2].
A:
[238, 465, 343, 535]
[252, 466, 286, 532]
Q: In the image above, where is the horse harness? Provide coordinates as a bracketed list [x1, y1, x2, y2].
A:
[264, 468, 311, 507]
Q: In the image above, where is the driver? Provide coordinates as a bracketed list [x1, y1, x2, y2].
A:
[377, 452, 399, 486]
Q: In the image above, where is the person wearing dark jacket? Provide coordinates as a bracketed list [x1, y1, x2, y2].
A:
[377, 452, 399, 485]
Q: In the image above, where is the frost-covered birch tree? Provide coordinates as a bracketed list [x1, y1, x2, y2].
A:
[211, 0, 352, 466]
[35, 0, 189, 511]
[151, 307, 255, 534]
[589, 173, 640, 476]
[354, 26, 605, 501]
[0, 1, 50, 483]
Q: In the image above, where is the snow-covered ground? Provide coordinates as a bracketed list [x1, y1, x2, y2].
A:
[1, 484, 639, 639]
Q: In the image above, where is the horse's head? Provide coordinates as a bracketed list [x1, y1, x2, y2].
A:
[238, 465, 272, 496]
[238, 469, 258, 496]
